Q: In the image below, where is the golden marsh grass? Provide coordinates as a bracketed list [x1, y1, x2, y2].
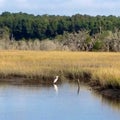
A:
[0, 50, 120, 87]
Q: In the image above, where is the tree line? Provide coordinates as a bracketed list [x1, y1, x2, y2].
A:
[0, 12, 120, 40]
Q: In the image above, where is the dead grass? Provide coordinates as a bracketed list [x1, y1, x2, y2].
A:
[0, 50, 120, 87]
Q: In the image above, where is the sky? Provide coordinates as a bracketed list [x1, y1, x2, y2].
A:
[0, 0, 120, 16]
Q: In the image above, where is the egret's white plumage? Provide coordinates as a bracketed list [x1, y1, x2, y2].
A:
[53, 76, 59, 84]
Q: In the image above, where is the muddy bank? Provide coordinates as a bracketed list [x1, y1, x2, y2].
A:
[101, 89, 120, 100]
[0, 76, 61, 85]
[89, 82, 120, 101]
[94, 87, 120, 101]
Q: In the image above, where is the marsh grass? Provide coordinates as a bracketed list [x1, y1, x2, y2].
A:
[0, 50, 120, 87]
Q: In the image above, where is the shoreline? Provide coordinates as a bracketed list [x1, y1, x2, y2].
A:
[0, 76, 120, 101]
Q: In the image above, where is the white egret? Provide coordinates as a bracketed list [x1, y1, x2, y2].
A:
[53, 76, 59, 84]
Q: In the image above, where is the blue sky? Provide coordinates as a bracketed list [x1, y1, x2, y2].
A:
[0, 0, 120, 16]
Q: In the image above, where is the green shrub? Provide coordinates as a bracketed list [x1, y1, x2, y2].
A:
[93, 39, 103, 50]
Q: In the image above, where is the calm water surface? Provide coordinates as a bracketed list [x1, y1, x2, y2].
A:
[0, 82, 120, 120]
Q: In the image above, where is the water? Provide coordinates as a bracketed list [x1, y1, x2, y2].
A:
[0, 82, 120, 120]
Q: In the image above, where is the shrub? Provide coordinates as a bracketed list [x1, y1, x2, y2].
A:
[93, 39, 103, 51]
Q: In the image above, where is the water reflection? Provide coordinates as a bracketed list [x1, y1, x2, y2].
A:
[101, 97, 120, 111]
[53, 84, 58, 94]
[67, 79, 81, 95]
[67, 80, 120, 111]
[91, 89, 120, 111]
[77, 84, 80, 95]
[77, 79, 80, 95]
